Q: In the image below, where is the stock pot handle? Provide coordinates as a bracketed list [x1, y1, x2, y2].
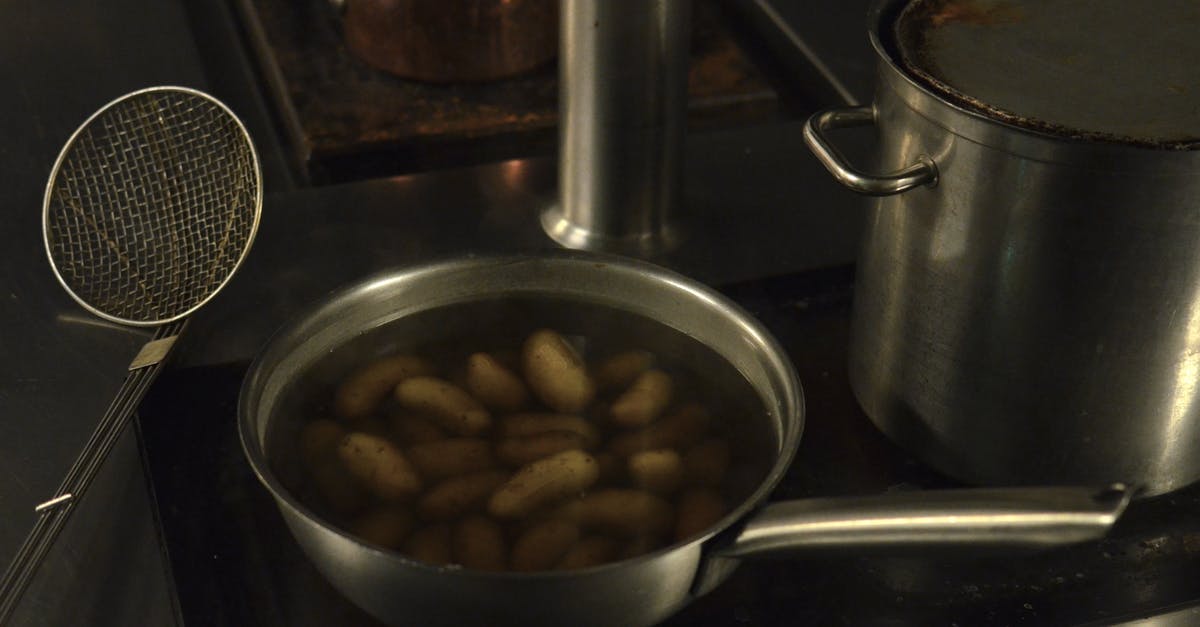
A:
[803, 105, 938, 196]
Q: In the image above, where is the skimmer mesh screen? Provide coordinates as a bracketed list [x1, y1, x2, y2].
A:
[44, 87, 260, 325]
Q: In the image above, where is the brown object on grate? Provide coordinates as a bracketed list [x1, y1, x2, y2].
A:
[342, 0, 559, 83]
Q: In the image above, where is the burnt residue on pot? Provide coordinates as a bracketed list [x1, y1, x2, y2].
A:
[892, 0, 1200, 149]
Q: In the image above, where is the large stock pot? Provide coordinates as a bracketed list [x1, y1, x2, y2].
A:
[804, 0, 1200, 496]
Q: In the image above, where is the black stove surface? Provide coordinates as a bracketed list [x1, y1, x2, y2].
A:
[139, 267, 1200, 626]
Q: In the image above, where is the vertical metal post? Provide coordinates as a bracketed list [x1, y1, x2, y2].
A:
[542, 0, 692, 255]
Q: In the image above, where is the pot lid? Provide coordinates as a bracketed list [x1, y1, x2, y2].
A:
[893, 0, 1200, 149]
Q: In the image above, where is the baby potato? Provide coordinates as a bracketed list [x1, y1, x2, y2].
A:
[407, 438, 495, 481]
[395, 376, 491, 436]
[389, 412, 447, 446]
[510, 519, 581, 572]
[334, 354, 434, 421]
[489, 450, 600, 519]
[418, 470, 510, 522]
[495, 432, 592, 467]
[523, 329, 596, 413]
[557, 535, 621, 570]
[627, 449, 686, 494]
[453, 516, 508, 572]
[610, 370, 674, 428]
[555, 489, 674, 538]
[617, 535, 662, 561]
[309, 457, 369, 515]
[337, 432, 423, 500]
[592, 350, 654, 391]
[465, 352, 529, 411]
[608, 402, 711, 458]
[497, 413, 599, 446]
[675, 488, 727, 542]
[684, 438, 731, 487]
[349, 506, 415, 550]
[403, 524, 454, 566]
[300, 419, 346, 468]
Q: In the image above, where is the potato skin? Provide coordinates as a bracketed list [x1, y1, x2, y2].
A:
[309, 457, 369, 515]
[334, 355, 434, 421]
[608, 402, 710, 457]
[403, 524, 453, 566]
[465, 352, 529, 411]
[495, 432, 592, 467]
[395, 376, 492, 436]
[453, 516, 508, 572]
[337, 432, 423, 500]
[349, 506, 415, 550]
[496, 413, 599, 445]
[407, 438, 495, 481]
[627, 449, 686, 494]
[609, 370, 674, 428]
[418, 470, 509, 522]
[523, 329, 596, 413]
[675, 488, 727, 542]
[555, 489, 674, 538]
[557, 535, 620, 571]
[510, 519, 581, 572]
[389, 412, 446, 446]
[300, 419, 346, 468]
[593, 350, 654, 391]
[489, 450, 600, 519]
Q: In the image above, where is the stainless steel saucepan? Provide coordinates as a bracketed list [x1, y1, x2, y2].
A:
[239, 252, 1129, 627]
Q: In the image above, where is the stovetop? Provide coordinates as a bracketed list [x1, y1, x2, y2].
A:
[139, 267, 1200, 626]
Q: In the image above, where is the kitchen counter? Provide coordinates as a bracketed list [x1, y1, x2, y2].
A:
[3, 0, 1200, 625]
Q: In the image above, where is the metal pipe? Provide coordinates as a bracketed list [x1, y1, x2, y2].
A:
[542, 0, 692, 255]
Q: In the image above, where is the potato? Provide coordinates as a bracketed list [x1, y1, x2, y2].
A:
[510, 519, 581, 572]
[675, 488, 727, 542]
[557, 536, 621, 570]
[592, 350, 654, 391]
[627, 449, 685, 494]
[495, 432, 591, 467]
[334, 354, 434, 420]
[555, 489, 674, 538]
[453, 516, 508, 572]
[489, 450, 600, 519]
[300, 419, 346, 468]
[309, 457, 369, 515]
[608, 402, 711, 457]
[523, 329, 595, 413]
[684, 438, 730, 487]
[617, 534, 662, 561]
[349, 506, 415, 550]
[418, 470, 509, 522]
[465, 352, 529, 411]
[337, 432, 423, 500]
[610, 370, 673, 428]
[496, 413, 599, 445]
[395, 376, 491, 436]
[403, 524, 453, 566]
[389, 412, 446, 446]
[407, 438, 495, 481]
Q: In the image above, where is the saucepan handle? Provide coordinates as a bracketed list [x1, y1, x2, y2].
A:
[714, 483, 1131, 559]
[803, 105, 938, 196]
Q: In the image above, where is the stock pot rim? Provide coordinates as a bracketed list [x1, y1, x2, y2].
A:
[866, 0, 1200, 166]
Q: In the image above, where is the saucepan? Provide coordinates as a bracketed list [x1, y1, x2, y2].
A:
[239, 252, 1129, 627]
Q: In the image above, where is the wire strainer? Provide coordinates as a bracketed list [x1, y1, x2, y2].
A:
[0, 86, 262, 623]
